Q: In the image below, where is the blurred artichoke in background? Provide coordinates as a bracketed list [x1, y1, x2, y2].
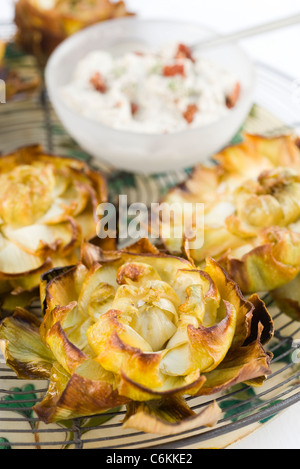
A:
[0, 145, 106, 315]
[14, 0, 135, 65]
[0, 40, 40, 101]
[0, 239, 273, 433]
[160, 134, 300, 297]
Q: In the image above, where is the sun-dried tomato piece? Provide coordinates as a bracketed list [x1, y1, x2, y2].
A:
[131, 102, 139, 116]
[226, 82, 240, 109]
[175, 43, 195, 62]
[163, 64, 185, 77]
[183, 104, 199, 124]
[90, 72, 107, 93]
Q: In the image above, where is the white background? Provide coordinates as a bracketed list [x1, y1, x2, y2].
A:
[1, 0, 300, 449]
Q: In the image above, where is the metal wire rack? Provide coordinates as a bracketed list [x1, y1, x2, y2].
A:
[1, 29, 300, 448]
[1, 296, 300, 449]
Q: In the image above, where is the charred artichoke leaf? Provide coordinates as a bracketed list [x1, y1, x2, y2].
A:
[123, 396, 221, 435]
[45, 321, 88, 374]
[118, 368, 206, 403]
[41, 264, 89, 316]
[199, 323, 273, 395]
[245, 294, 274, 346]
[0, 308, 55, 379]
[33, 362, 71, 423]
[34, 360, 128, 424]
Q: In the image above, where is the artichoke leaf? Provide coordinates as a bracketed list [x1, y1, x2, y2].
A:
[87, 310, 153, 375]
[235, 190, 284, 229]
[140, 280, 181, 316]
[224, 242, 300, 293]
[152, 297, 178, 318]
[204, 258, 253, 348]
[160, 343, 195, 377]
[185, 225, 243, 264]
[34, 362, 128, 424]
[87, 282, 116, 321]
[133, 306, 177, 352]
[0, 234, 46, 275]
[0, 289, 39, 317]
[245, 294, 274, 346]
[178, 284, 205, 323]
[160, 316, 198, 376]
[123, 396, 221, 435]
[88, 309, 153, 353]
[172, 269, 204, 303]
[120, 253, 193, 291]
[54, 180, 91, 219]
[74, 358, 115, 384]
[270, 227, 300, 267]
[43, 264, 88, 313]
[111, 284, 139, 318]
[116, 262, 162, 285]
[272, 273, 300, 321]
[0, 308, 55, 379]
[40, 301, 78, 344]
[121, 238, 161, 255]
[33, 362, 71, 424]
[199, 324, 273, 395]
[187, 300, 237, 373]
[118, 367, 206, 402]
[66, 317, 95, 354]
[73, 206, 98, 240]
[77, 263, 118, 315]
[2, 220, 79, 256]
[46, 321, 88, 374]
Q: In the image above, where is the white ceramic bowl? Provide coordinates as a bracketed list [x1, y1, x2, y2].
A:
[45, 18, 255, 174]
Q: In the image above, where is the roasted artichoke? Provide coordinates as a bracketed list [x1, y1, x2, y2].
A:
[0, 41, 40, 101]
[15, 0, 134, 64]
[0, 145, 106, 314]
[0, 239, 273, 433]
[160, 133, 300, 295]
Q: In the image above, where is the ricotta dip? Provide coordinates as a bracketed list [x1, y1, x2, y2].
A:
[62, 43, 240, 134]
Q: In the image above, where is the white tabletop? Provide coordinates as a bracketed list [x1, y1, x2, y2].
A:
[1, 0, 300, 450]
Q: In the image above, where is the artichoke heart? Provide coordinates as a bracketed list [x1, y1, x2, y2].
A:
[160, 133, 300, 296]
[0, 238, 274, 433]
[0, 145, 107, 316]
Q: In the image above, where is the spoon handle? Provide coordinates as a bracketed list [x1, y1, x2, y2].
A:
[193, 13, 300, 50]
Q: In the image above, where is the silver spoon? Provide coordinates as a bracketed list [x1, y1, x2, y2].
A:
[191, 12, 300, 50]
